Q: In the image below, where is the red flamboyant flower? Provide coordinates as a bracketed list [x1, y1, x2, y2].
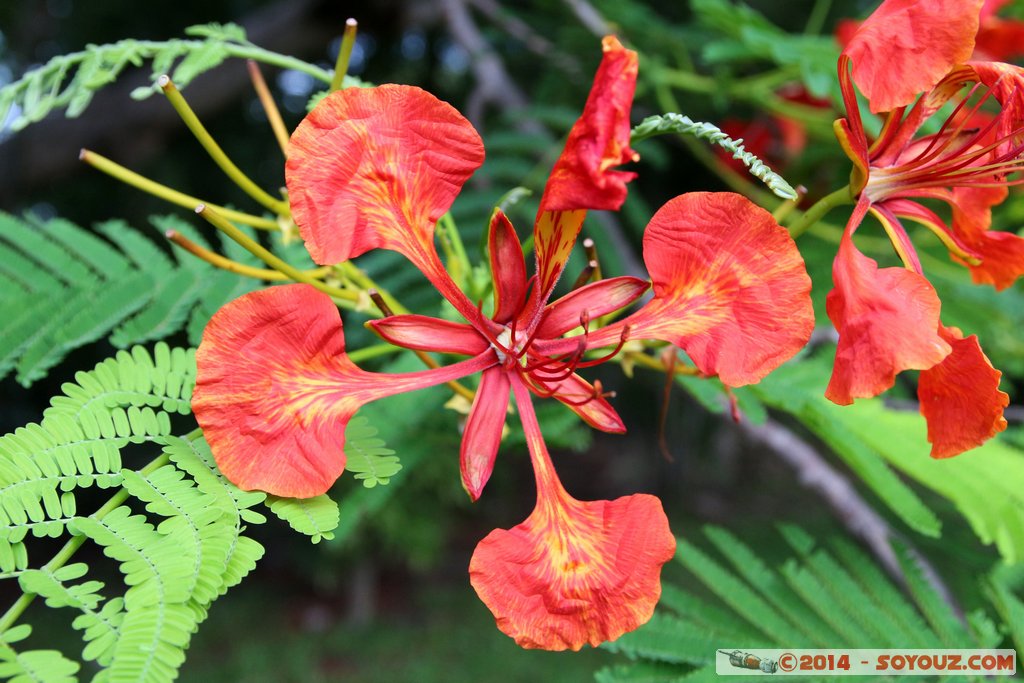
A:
[829, 0, 1019, 456]
[835, 0, 1024, 67]
[193, 37, 815, 650]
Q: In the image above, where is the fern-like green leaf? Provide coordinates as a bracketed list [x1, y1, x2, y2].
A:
[0, 644, 79, 683]
[603, 526, 998, 680]
[752, 351, 1024, 563]
[631, 113, 798, 199]
[0, 212, 270, 386]
[0, 22, 336, 132]
[161, 435, 266, 591]
[701, 526, 842, 646]
[0, 344, 193, 567]
[673, 537, 808, 645]
[344, 416, 402, 488]
[18, 565, 124, 666]
[602, 612, 726, 666]
[266, 495, 339, 544]
[0, 345, 295, 683]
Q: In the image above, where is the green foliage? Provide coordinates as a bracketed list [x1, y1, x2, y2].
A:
[344, 416, 402, 488]
[0, 23, 339, 134]
[0, 344, 346, 682]
[689, 0, 841, 99]
[751, 352, 1024, 563]
[266, 495, 339, 544]
[0, 212, 260, 386]
[631, 113, 798, 199]
[599, 526, 1001, 681]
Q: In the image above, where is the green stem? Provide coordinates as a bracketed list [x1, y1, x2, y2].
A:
[222, 44, 333, 84]
[786, 186, 854, 238]
[160, 76, 290, 216]
[438, 213, 470, 291]
[347, 343, 402, 363]
[197, 205, 360, 302]
[81, 149, 280, 230]
[337, 262, 408, 315]
[329, 19, 358, 92]
[0, 448, 174, 634]
[804, 0, 834, 35]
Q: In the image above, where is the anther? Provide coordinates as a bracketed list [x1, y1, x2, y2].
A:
[368, 289, 395, 317]
[583, 238, 603, 281]
[570, 260, 598, 290]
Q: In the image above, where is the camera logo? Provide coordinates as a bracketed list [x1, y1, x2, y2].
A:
[720, 650, 778, 674]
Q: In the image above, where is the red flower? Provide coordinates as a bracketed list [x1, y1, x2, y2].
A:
[975, 0, 1024, 61]
[194, 36, 814, 650]
[837, 0, 1024, 65]
[828, 0, 1016, 456]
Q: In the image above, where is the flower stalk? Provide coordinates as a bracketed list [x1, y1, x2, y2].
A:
[329, 18, 359, 92]
[247, 60, 290, 155]
[195, 204, 358, 303]
[785, 186, 854, 238]
[159, 75, 290, 215]
[165, 229, 331, 282]
[80, 149, 280, 230]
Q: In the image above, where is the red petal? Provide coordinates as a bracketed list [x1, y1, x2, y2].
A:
[367, 315, 488, 355]
[286, 85, 484, 267]
[975, 16, 1024, 61]
[539, 36, 639, 213]
[918, 326, 1008, 457]
[825, 205, 951, 404]
[537, 276, 649, 339]
[843, 0, 983, 113]
[194, 284, 494, 497]
[594, 193, 813, 387]
[951, 185, 1024, 290]
[489, 210, 528, 323]
[545, 373, 626, 434]
[470, 492, 674, 650]
[461, 367, 511, 501]
[469, 378, 674, 651]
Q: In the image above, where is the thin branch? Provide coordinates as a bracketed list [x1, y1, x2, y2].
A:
[467, 0, 582, 76]
[439, 0, 542, 134]
[561, 0, 613, 37]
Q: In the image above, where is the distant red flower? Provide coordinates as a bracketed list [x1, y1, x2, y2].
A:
[194, 37, 814, 649]
[828, 0, 1018, 456]
[975, 0, 1024, 61]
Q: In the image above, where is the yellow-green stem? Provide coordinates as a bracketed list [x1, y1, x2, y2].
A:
[772, 185, 807, 223]
[81, 149, 280, 230]
[197, 205, 359, 303]
[166, 229, 331, 281]
[159, 76, 290, 215]
[329, 19, 359, 92]
[347, 343, 403, 363]
[786, 186, 854, 238]
[247, 60, 290, 155]
[338, 261, 408, 314]
[438, 213, 469, 291]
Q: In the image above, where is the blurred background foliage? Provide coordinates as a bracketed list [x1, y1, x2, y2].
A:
[0, 0, 1022, 681]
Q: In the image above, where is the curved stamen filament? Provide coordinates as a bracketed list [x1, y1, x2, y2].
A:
[905, 82, 990, 166]
[575, 325, 632, 369]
